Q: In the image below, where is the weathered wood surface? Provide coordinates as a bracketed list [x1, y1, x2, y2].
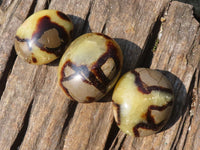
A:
[0, 0, 199, 150]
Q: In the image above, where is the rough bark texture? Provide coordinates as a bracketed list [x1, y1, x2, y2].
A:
[0, 0, 199, 150]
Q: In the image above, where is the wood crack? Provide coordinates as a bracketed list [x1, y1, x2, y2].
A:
[44, 0, 51, 9]
[81, 0, 93, 33]
[182, 116, 193, 149]
[101, 22, 107, 33]
[26, 0, 38, 18]
[117, 135, 126, 150]
[56, 101, 78, 150]
[136, 9, 165, 68]
[171, 70, 196, 149]
[10, 99, 34, 150]
[170, 116, 184, 149]
[104, 121, 119, 150]
[0, 47, 16, 100]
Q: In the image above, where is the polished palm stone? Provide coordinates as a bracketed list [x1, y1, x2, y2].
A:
[112, 68, 174, 137]
[58, 33, 123, 103]
[15, 9, 73, 65]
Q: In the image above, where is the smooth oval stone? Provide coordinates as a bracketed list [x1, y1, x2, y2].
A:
[58, 33, 123, 103]
[112, 68, 174, 137]
[15, 9, 73, 65]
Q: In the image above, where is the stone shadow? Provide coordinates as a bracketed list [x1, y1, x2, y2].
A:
[159, 70, 188, 131]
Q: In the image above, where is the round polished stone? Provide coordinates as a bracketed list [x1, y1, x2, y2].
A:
[58, 33, 123, 103]
[112, 68, 174, 137]
[15, 9, 73, 65]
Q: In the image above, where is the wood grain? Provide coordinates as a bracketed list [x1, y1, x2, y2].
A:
[0, 0, 199, 150]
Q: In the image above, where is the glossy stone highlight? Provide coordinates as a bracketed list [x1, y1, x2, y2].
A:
[15, 10, 73, 65]
[112, 68, 174, 137]
[58, 33, 123, 103]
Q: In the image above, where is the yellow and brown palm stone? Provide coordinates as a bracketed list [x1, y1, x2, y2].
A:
[15, 10, 73, 65]
[112, 68, 174, 137]
[58, 33, 123, 103]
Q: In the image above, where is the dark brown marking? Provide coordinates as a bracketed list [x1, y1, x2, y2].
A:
[56, 11, 71, 22]
[106, 41, 121, 70]
[131, 70, 173, 94]
[133, 120, 164, 137]
[16, 16, 70, 57]
[92, 66, 110, 84]
[96, 33, 112, 40]
[92, 41, 121, 84]
[131, 69, 174, 137]
[59, 62, 75, 101]
[86, 97, 96, 102]
[149, 101, 173, 111]
[112, 101, 121, 125]
[61, 60, 107, 94]
[33, 16, 70, 56]
[32, 56, 37, 63]
[15, 36, 32, 50]
[133, 101, 173, 137]
[15, 36, 28, 42]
